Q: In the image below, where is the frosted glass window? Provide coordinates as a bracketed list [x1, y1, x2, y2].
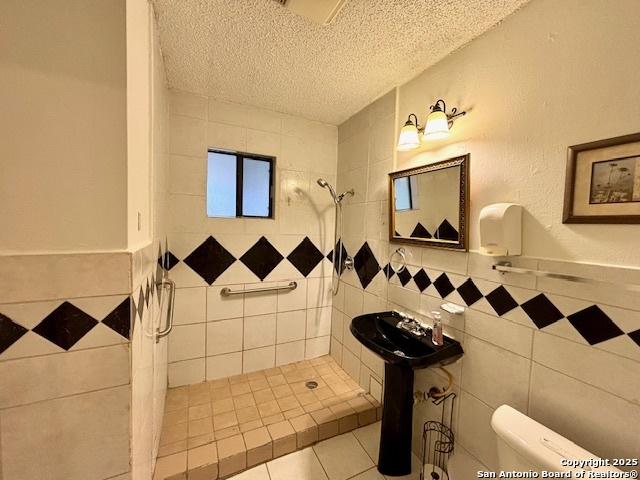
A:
[206, 150, 274, 219]
[207, 152, 237, 217]
[394, 176, 419, 211]
[394, 177, 413, 211]
[242, 158, 272, 217]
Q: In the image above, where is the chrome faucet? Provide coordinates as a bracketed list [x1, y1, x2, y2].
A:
[395, 312, 427, 337]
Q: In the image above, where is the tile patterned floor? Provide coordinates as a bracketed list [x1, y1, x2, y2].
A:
[155, 356, 382, 480]
[226, 422, 421, 480]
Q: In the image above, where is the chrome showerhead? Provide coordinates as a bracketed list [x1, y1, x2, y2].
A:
[317, 177, 338, 202]
[336, 189, 355, 203]
[317, 178, 354, 204]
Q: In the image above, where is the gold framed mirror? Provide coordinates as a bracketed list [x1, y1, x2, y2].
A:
[389, 154, 469, 251]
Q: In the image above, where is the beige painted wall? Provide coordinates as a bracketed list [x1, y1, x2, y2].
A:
[0, 0, 128, 253]
[127, 0, 152, 251]
[397, 0, 640, 267]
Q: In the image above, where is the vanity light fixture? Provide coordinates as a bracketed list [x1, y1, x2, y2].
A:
[396, 99, 467, 150]
[397, 114, 421, 151]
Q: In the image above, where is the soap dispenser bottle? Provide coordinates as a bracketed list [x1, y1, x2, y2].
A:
[431, 311, 444, 346]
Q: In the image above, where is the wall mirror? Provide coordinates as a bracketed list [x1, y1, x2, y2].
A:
[389, 154, 469, 250]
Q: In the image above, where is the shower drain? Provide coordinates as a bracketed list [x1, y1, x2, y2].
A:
[305, 380, 318, 389]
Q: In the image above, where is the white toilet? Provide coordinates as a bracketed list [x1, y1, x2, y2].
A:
[445, 404, 622, 478]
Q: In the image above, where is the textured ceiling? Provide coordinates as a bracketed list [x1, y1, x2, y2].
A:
[152, 0, 528, 125]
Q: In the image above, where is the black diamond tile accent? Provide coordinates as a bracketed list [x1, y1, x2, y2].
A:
[383, 264, 395, 280]
[410, 223, 432, 239]
[485, 286, 518, 316]
[435, 219, 459, 241]
[0, 313, 28, 354]
[413, 269, 431, 292]
[184, 236, 236, 285]
[433, 273, 455, 298]
[327, 242, 349, 276]
[144, 279, 150, 306]
[354, 243, 381, 289]
[287, 237, 324, 277]
[102, 298, 132, 340]
[240, 236, 284, 281]
[520, 294, 564, 329]
[155, 244, 164, 304]
[457, 278, 483, 306]
[397, 267, 412, 287]
[629, 329, 640, 347]
[156, 244, 164, 275]
[162, 251, 180, 271]
[567, 305, 624, 345]
[32, 302, 98, 350]
[137, 287, 145, 320]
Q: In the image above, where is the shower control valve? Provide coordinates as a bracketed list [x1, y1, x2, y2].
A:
[343, 256, 354, 271]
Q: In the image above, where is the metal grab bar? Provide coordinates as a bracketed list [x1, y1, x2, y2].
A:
[220, 281, 297, 297]
[156, 278, 176, 342]
[492, 262, 640, 293]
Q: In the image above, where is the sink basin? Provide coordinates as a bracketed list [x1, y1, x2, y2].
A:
[350, 310, 463, 369]
[350, 311, 463, 477]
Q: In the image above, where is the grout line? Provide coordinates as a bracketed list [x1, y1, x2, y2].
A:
[310, 441, 333, 480]
[0, 382, 130, 411]
[0, 341, 130, 364]
[526, 333, 535, 415]
[0, 291, 133, 307]
[352, 425, 379, 466]
[530, 359, 640, 407]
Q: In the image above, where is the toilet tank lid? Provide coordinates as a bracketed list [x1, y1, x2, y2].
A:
[490, 405, 620, 473]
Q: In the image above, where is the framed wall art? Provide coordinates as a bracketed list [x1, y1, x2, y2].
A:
[563, 132, 640, 224]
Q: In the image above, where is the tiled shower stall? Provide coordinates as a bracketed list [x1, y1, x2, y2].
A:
[164, 89, 340, 385]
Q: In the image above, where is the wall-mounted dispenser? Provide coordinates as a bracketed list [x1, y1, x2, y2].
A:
[479, 203, 522, 256]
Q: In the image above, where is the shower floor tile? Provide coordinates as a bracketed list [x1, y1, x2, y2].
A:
[155, 355, 381, 480]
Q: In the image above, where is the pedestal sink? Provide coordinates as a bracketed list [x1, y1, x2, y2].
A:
[350, 311, 463, 477]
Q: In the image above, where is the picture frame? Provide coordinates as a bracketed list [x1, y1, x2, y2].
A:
[562, 132, 640, 224]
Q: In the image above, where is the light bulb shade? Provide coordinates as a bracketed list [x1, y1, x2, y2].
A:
[423, 109, 450, 141]
[397, 122, 420, 151]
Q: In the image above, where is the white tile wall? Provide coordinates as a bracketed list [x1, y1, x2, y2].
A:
[275, 340, 306, 366]
[0, 248, 165, 480]
[207, 318, 243, 355]
[276, 310, 306, 343]
[206, 352, 243, 380]
[1, 386, 131, 480]
[306, 307, 332, 338]
[167, 90, 338, 386]
[243, 345, 276, 373]
[244, 314, 277, 349]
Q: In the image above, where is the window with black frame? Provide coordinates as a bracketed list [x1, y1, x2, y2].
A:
[206, 150, 275, 218]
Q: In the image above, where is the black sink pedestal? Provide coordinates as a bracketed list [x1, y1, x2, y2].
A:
[349, 311, 464, 477]
[378, 362, 414, 476]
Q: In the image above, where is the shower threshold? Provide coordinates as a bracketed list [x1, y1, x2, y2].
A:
[155, 355, 381, 480]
